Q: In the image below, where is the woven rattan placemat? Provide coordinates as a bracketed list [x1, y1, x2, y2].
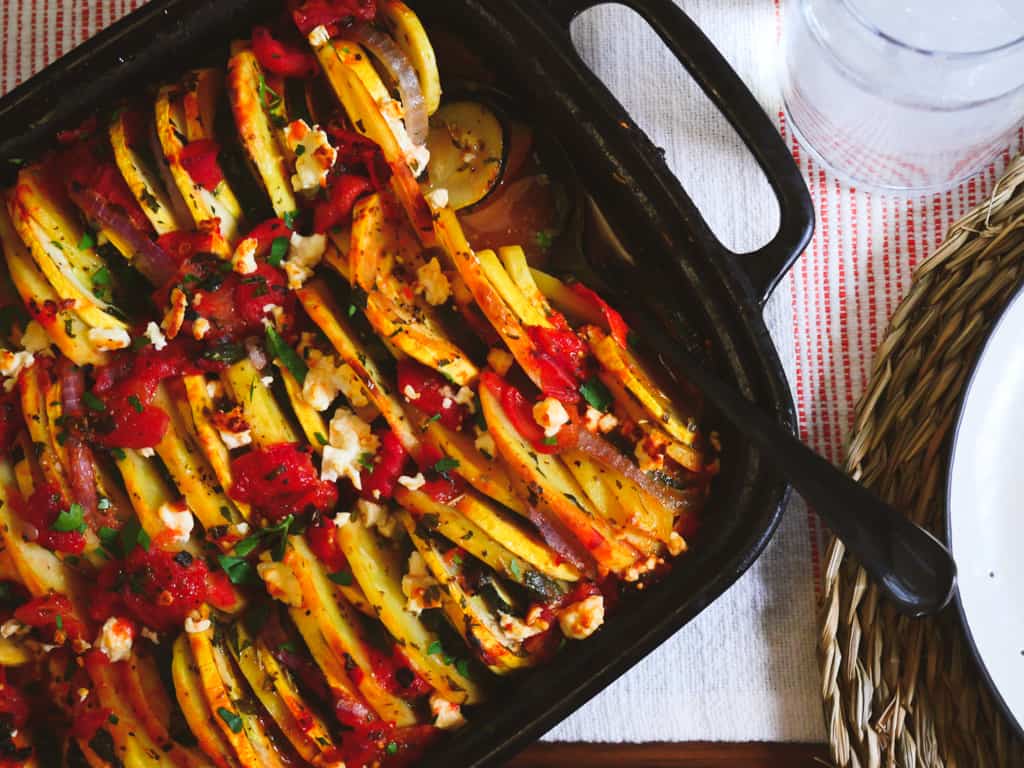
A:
[820, 155, 1024, 768]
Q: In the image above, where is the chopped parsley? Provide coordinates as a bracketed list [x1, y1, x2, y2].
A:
[217, 555, 257, 585]
[427, 640, 442, 656]
[78, 231, 96, 251]
[542, 435, 558, 446]
[268, 236, 290, 267]
[127, 394, 144, 413]
[535, 230, 553, 250]
[216, 707, 243, 734]
[386, 742, 398, 755]
[328, 570, 353, 586]
[82, 392, 106, 412]
[432, 457, 459, 475]
[52, 503, 86, 533]
[265, 326, 308, 385]
[579, 376, 613, 412]
[314, 431, 328, 446]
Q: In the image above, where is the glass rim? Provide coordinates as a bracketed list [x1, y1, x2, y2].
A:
[840, 0, 1024, 59]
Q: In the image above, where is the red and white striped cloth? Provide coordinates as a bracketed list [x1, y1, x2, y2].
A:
[4, 0, 1019, 744]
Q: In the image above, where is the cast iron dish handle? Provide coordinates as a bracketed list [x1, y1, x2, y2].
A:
[547, 0, 814, 307]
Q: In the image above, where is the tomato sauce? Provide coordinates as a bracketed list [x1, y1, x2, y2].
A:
[230, 443, 338, 521]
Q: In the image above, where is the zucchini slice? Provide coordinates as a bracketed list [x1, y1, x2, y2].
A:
[109, 107, 187, 234]
[399, 511, 534, 674]
[226, 48, 298, 219]
[478, 378, 639, 575]
[426, 102, 506, 211]
[7, 168, 128, 332]
[172, 634, 240, 768]
[296, 279, 420, 455]
[584, 324, 699, 448]
[282, 536, 419, 726]
[220, 359, 299, 447]
[395, 487, 569, 595]
[309, 35, 435, 246]
[337, 520, 483, 704]
[379, 1, 442, 115]
[0, 201, 105, 365]
[227, 622, 326, 764]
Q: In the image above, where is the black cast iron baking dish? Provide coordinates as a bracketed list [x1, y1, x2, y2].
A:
[0, 0, 814, 764]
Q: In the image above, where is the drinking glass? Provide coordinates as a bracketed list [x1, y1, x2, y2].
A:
[781, 0, 1024, 192]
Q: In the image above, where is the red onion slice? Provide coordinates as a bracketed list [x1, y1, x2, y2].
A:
[67, 185, 177, 286]
[350, 23, 428, 146]
[576, 429, 694, 515]
[58, 358, 98, 519]
[525, 504, 598, 580]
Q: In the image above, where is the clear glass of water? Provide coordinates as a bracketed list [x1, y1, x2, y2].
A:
[782, 0, 1024, 192]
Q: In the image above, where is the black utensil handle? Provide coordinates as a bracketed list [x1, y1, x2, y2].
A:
[547, 0, 814, 306]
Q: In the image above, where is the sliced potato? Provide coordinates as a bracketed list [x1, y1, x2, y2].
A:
[227, 49, 298, 218]
[296, 279, 420, 454]
[349, 192, 423, 294]
[277, 365, 329, 454]
[155, 82, 243, 241]
[379, 1, 442, 114]
[114, 447, 194, 546]
[7, 168, 127, 332]
[221, 359, 299, 447]
[479, 379, 639, 575]
[477, 249, 548, 328]
[434, 208, 543, 386]
[585, 324, 699, 447]
[420, 418, 524, 514]
[400, 511, 533, 674]
[110, 107, 186, 234]
[528, 267, 605, 326]
[152, 383, 244, 544]
[287, 601, 364, 703]
[337, 520, 483, 703]
[172, 634, 241, 768]
[309, 35, 435, 245]
[0, 201, 104, 365]
[499, 247, 553, 320]
[283, 536, 418, 726]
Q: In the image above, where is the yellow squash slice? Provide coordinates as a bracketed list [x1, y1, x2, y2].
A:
[221, 359, 299, 447]
[379, 1, 442, 114]
[172, 634, 242, 768]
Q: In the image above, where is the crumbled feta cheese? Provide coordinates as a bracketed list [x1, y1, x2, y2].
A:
[0, 349, 34, 392]
[139, 447, 155, 458]
[261, 375, 274, 387]
[144, 321, 168, 351]
[0, 620, 25, 639]
[303, 353, 368, 411]
[207, 379, 224, 399]
[96, 617, 135, 662]
[402, 384, 420, 402]
[19, 321, 51, 354]
[429, 692, 466, 730]
[426, 188, 449, 209]
[379, 98, 430, 176]
[184, 614, 211, 634]
[454, 386, 475, 409]
[402, 552, 442, 616]
[140, 627, 160, 645]
[533, 397, 569, 438]
[87, 327, 131, 351]
[441, 397, 453, 409]
[499, 611, 547, 642]
[473, 431, 496, 459]
[357, 500, 398, 538]
[397, 473, 426, 492]
[232, 237, 258, 275]
[486, 347, 514, 376]
[624, 554, 662, 583]
[283, 232, 328, 289]
[557, 595, 605, 640]
[192, 317, 211, 340]
[307, 24, 330, 48]
[667, 531, 687, 556]
[286, 120, 338, 193]
[320, 408, 378, 489]
[158, 500, 194, 546]
[162, 288, 188, 340]
[584, 406, 619, 434]
[332, 512, 352, 528]
[219, 427, 252, 450]
[232, 522, 250, 537]
[416, 257, 450, 306]
[257, 561, 304, 608]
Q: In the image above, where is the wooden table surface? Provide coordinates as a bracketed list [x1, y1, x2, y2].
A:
[508, 742, 831, 767]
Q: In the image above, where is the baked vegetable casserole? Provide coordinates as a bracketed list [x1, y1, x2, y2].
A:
[0, 1, 719, 764]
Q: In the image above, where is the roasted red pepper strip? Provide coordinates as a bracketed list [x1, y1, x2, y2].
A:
[251, 26, 319, 79]
[359, 429, 410, 501]
[291, 0, 377, 35]
[481, 372, 578, 454]
[313, 174, 373, 234]
[396, 359, 468, 430]
[527, 325, 588, 404]
[178, 139, 225, 192]
[569, 283, 630, 348]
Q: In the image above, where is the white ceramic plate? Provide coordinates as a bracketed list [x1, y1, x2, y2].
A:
[949, 286, 1024, 736]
